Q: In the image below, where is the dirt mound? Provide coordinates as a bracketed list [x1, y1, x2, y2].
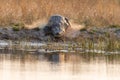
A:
[65, 22, 85, 38]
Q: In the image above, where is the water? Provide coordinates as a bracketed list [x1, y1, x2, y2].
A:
[0, 51, 120, 80]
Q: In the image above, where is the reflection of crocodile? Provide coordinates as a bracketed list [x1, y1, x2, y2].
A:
[43, 53, 85, 63]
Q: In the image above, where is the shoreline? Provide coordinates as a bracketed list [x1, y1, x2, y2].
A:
[0, 27, 119, 42]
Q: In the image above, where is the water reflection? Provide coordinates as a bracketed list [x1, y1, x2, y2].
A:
[0, 51, 120, 80]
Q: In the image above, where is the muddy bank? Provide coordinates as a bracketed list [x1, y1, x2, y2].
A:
[0, 27, 120, 41]
[79, 27, 120, 40]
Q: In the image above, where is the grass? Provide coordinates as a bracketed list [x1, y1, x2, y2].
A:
[12, 23, 25, 31]
[1, 35, 120, 54]
[0, 0, 120, 53]
[109, 24, 120, 28]
[0, 0, 120, 27]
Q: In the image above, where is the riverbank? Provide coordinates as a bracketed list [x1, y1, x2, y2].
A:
[0, 26, 120, 42]
[0, 26, 119, 53]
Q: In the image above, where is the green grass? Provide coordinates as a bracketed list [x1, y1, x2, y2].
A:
[12, 23, 25, 31]
[109, 24, 120, 28]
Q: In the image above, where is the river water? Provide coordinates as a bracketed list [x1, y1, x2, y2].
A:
[0, 51, 120, 80]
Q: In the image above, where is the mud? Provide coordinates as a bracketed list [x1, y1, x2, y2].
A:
[0, 26, 119, 42]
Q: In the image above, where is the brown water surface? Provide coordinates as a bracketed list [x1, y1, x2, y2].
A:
[0, 51, 119, 80]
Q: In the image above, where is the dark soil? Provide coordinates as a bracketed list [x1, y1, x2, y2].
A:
[0, 27, 120, 42]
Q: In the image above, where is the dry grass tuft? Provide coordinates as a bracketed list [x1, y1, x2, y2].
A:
[0, 0, 120, 28]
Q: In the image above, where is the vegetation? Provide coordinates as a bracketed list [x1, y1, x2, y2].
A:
[3, 34, 120, 54]
[0, 0, 119, 53]
[0, 0, 120, 27]
[109, 24, 120, 28]
[12, 23, 25, 31]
